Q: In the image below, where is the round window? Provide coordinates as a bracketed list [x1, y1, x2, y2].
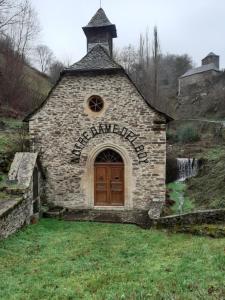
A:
[88, 96, 104, 112]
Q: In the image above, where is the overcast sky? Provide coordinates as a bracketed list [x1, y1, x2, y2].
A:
[31, 0, 225, 68]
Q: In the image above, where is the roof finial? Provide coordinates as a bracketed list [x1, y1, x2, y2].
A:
[100, 0, 102, 8]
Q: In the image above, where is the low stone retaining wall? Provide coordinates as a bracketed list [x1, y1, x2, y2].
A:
[44, 208, 151, 228]
[152, 209, 225, 228]
[44, 207, 225, 229]
[0, 152, 42, 240]
[0, 192, 32, 239]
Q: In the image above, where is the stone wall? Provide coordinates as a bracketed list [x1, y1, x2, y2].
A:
[151, 209, 225, 228]
[29, 72, 166, 217]
[176, 72, 225, 119]
[45, 208, 151, 228]
[0, 190, 32, 239]
[179, 70, 219, 94]
[0, 152, 42, 239]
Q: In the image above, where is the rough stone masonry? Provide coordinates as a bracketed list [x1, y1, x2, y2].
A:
[25, 8, 169, 223]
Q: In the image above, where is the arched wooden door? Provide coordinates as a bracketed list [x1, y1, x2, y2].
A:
[94, 149, 124, 206]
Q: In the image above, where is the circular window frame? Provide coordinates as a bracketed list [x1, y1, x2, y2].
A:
[88, 95, 104, 113]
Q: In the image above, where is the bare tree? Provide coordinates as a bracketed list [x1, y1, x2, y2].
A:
[5, 0, 40, 58]
[0, 0, 23, 32]
[35, 45, 53, 73]
[136, 30, 152, 99]
[49, 60, 65, 84]
[152, 26, 160, 105]
[0, 0, 42, 116]
[115, 44, 137, 75]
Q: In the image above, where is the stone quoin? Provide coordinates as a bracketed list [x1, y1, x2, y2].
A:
[24, 8, 171, 223]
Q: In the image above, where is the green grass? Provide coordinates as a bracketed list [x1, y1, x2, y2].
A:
[0, 173, 7, 187]
[168, 182, 195, 214]
[0, 117, 23, 154]
[202, 146, 225, 161]
[0, 132, 13, 153]
[0, 118, 23, 129]
[0, 219, 224, 300]
[187, 147, 225, 209]
[0, 118, 25, 175]
[0, 191, 12, 200]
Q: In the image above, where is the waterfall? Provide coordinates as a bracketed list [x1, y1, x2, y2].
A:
[176, 158, 199, 182]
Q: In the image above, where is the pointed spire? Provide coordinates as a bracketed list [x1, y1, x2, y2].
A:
[86, 8, 113, 28]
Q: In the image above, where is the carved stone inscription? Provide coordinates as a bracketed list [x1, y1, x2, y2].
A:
[71, 124, 149, 164]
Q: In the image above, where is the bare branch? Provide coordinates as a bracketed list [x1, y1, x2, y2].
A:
[35, 45, 54, 73]
[3, 0, 40, 57]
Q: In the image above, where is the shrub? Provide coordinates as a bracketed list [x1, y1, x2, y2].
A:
[166, 129, 178, 142]
[177, 126, 200, 143]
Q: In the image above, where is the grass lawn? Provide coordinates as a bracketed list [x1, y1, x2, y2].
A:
[0, 220, 224, 300]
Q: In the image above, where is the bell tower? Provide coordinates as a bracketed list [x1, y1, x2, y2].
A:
[82, 8, 117, 57]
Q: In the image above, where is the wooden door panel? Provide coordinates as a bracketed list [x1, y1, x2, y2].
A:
[110, 166, 124, 206]
[95, 166, 108, 206]
[95, 164, 124, 206]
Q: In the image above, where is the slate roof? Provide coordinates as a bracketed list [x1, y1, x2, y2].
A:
[83, 8, 117, 38]
[180, 63, 220, 78]
[24, 19, 172, 122]
[85, 8, 112, 27]
[62, 44, 123, 74]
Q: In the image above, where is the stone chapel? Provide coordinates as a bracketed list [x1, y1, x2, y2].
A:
[25, 8, 170, 224]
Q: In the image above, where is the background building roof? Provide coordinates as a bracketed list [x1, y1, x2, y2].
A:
[205, 52, 218, 57]
[180, 63, 220, 78]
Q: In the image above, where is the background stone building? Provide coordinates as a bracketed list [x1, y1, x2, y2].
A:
[25, 8, 169, 224]
[179, 52, 221, 95]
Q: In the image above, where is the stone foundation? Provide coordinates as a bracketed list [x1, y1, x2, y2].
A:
[44, 208, 151, 228]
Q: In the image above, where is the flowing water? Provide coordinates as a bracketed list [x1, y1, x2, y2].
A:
[176, 158, 199, 182]
[175, 158, 199, 213]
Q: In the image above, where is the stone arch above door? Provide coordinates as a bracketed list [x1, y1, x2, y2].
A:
[83, 143, 133, 210]
[94, 149, 124, 206]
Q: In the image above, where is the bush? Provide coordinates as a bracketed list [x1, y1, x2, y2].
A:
[166, 129, 178, 142]
[167, 126, 200, 144]
[177, 126, 200, 143]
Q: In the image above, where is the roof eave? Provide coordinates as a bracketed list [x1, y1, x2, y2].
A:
[61, 67, 123, 76]
[82, 24, 117, 38]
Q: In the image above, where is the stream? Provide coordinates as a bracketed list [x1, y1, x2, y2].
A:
[175, 158, 199, 213]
